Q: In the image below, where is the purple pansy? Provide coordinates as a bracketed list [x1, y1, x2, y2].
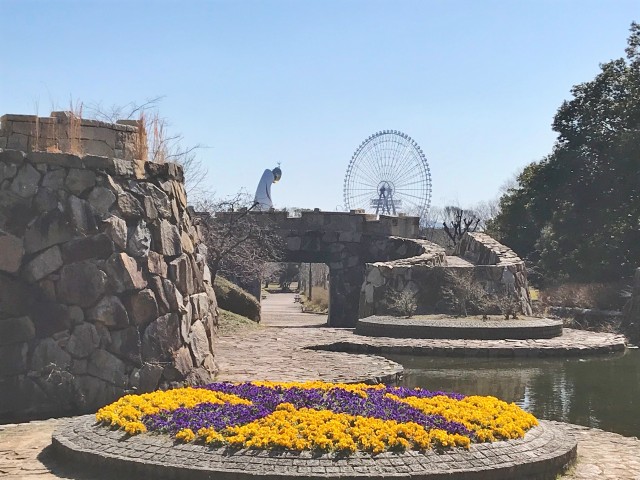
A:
[142, 382, 471, 438]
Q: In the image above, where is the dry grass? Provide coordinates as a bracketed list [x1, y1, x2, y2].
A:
[68, 101, 83, 155]
[134, 112, 149, 161]
[302, 287, 329, 314]
[539, 283, 624, 310]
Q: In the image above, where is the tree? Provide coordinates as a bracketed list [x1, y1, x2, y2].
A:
[490, 22, 640, 283]
[442, 206, 480, 246]
[196, 193, 284, 285]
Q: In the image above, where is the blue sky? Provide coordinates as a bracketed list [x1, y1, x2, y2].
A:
[1, 0, 637, 213]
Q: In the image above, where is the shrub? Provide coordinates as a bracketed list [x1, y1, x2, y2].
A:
[384, 288, 418, 317]
[539, 283, 625, 311]
[440, 270, 489, 317]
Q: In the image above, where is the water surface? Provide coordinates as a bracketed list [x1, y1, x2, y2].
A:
[386, 348, 640, 438]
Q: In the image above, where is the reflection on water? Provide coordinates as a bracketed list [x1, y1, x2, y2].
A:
[386, 348, 640, 438]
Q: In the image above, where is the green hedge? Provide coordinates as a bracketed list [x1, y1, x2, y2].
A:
[213, 276, 261, 322]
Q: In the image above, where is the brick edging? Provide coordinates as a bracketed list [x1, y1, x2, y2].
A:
[52, 416, 577, 480]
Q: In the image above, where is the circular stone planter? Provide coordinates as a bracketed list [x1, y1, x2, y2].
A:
[356, 316, 564, 340]
[53, 415, 576, 480]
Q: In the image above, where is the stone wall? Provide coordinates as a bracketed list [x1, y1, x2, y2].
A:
[360, 232, 533, 317]
[0, 113, 142, 161]
[0, 147, 217, 421]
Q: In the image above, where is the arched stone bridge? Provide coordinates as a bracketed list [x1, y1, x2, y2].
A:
[234, 210, 421, 327]
[225, 210, 532, 328]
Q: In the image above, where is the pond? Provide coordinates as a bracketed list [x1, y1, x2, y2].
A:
[386, 348, 640, 438]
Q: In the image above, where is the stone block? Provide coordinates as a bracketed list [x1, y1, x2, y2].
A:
[0, 162, 17, 183]
[146, 251, 167, 277]
[0, 316, 35, 345]
[41, 168, 66, 190]
[180, 231, 194, 254]
[142, 313, 181, 363]
[188, 320, 210, 366]
[180, 307, 191, 342]
[6, 133, 29, 150]
[138, 363, 163, 392]
[30, 301, 73, 338]
[28, 152, 82, 168]
[172, 181, 187, 208]
[105, 252, 147, 292]
[33, 187, 60, 213]
[86, 295, 129, 328]
[83, 155, 114, 171]
[202, 353, 217, 374]
[0, 273, 32, 316]
[23, 207, 73, 255]
[23, 245, 63, 282]
[116, 192, 143, 219]
[69, 305, 84, 325]
[168, 254, 194, 295]
[108, 326, 141, 365]
[0, 149, 26, 164]
[0, 230, 24, 273]
[56, 261, 108, 307]
[0, 342, 28, 376]
[112, 158, 134, 176]
[162, 278, 184, 312]
[10, 163, 40, 198]
[61, 233, 114, 264]
[65, 168, 96, 195]
[102, 215, 127, 250]
[75, 375, 125, 410]
[126, 288, 158, 326]
[31, 337, 71, 373]
[82, 126, 116, 145]
[87, 349, 127, 387]
[126, 220, 151, 257]
[151, 219, 182, 257]
[149, 275, 170, 314]
[82, 140, 114, 158]
[190, 293, 210, 320]
[186, 366, 212, 386]
[66, 322, 100, 358]
[68, 195, 97, 234]
[87, 186, 116, 217]
[174, 346, 193, 376]
[139, 183, 171, 218]
[70, 359, 88, 375]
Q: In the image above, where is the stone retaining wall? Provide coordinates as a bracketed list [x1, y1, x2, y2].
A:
[360, 232, 533, 317]
[0, 113, 141, 161]
[0, 147, 217, 420]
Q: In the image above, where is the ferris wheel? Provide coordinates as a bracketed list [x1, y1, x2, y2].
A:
[343, 130, 432, 219]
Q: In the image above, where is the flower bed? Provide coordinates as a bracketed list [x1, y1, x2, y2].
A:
[96, 381, 538, 454]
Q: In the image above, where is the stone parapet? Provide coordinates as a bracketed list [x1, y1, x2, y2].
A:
[455, 231, 523, 266]
[0, 112, 143, 161]
[0, 148, 216, 421]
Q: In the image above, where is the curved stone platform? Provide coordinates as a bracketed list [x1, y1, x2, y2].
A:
[52, 416, 577, 480]
[313, 328, 626, 359]
[356, 316, 563, 340]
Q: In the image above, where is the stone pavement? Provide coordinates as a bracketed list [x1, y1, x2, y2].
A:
[0, 292, 637, 479]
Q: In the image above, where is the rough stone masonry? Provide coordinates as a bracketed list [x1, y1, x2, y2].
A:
[0, 114, 218, 421]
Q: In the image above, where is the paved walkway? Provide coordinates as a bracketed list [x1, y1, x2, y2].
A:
[0, 292, 638, 479]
